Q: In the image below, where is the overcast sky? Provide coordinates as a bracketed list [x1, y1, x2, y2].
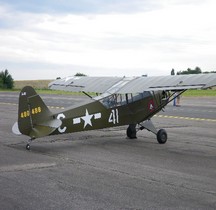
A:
[0, 0, 216, 80]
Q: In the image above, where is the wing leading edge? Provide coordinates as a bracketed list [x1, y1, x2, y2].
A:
[49, 74, 216, 94]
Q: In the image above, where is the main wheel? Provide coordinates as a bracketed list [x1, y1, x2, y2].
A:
[157, 129, 167, 144]
[127, 125, 137, 139]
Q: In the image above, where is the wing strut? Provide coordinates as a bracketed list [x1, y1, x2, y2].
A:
[82, 91, 93, 99]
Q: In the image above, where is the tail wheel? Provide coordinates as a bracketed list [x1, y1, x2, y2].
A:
[157, 129, 167, 144]
[26, 144, 30, 150]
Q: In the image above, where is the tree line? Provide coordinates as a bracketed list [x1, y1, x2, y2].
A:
[171, 67, 216, 75]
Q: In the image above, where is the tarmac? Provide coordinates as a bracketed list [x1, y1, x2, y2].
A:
[0, 92, 216, 210]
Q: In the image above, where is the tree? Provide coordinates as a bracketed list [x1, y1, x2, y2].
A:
[194, 66, 202, 73]
[0, 69, 14, 89]
[203, 71, 216, 74]
[0, 77, 3, 88]
[177, 67, 202, 75]
[171, 69, 175, 75]
[74, 72, 87, 76]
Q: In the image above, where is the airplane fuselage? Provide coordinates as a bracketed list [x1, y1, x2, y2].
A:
[51, 91, 168, 136]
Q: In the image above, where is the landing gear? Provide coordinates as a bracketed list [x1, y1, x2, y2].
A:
[130, 119, 168, 144]
[26, 143, 31, 150]
[26, 138, 34, 150]
[156, 129, 167, 144]
[127, 124, 137, 139]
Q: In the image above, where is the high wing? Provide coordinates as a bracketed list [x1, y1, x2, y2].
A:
[49, 76, 124, 93]
[49, 74, 216, 94]
[116, 74, 216, 93]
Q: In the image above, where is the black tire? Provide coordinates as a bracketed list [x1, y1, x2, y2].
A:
[26, 144, 30, 150]
[127, 126, 137, 139]
[157, 129, 167, 144]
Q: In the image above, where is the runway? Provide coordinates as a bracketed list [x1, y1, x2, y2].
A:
[0, 91, 216, 209]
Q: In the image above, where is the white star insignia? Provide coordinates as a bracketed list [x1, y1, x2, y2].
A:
[73, 109, 101, 129]
[81, 109, 93, 128]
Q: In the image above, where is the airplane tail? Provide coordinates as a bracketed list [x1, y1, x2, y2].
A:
[12, 86, 61, 139]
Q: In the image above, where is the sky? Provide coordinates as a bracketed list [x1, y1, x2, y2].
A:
[0, 0, 216, 80]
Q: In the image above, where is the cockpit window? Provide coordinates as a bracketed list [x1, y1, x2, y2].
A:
[99, 92, 152, 108]
[100, 94, 124, 108]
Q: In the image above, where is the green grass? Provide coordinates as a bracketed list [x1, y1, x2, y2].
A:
[1, 88, 215, 97]
[183, 89, 216, 97]
[14, 80, 53, 89]
[0, 88, 96, 96]
[35, 89, 85, 95]
[0, 88, 85, 95]
[33, 89, 216, 97]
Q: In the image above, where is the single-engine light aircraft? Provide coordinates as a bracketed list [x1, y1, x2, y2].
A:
[12, 74, 216, 150]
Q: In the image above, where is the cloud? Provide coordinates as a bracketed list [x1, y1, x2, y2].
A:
[0, 0, 158, 14]
[0, 1, 216, 79]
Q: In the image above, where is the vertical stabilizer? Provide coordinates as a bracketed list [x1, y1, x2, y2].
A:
[14, 86, 61, 139]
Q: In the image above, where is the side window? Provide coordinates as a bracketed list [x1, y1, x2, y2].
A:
[100, 94, 119, 108]
[133, 93, 144, 102]
[143, 91, 152, 98]
[126, 92, 152, 104]
[100, 92, 152, 108]
[100, 94, 128, 108]
[121, 94, 127, 105]
[126, 93, 133, 104]
[101, 95, 116, 108]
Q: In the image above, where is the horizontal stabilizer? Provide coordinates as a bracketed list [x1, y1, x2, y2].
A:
[29, 119, 62, 138]
[38, 118, 62, 128]
[13, 119, 62, 138]
[12, 122, 22, 135]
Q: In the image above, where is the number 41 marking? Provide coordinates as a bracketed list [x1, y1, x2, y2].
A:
[109, 109, 119, 124]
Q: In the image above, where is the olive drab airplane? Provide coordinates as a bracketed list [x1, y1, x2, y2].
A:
[12, 74, 216, 150]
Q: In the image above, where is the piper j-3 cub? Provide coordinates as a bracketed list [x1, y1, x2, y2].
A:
[13, 74, 216, 150]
